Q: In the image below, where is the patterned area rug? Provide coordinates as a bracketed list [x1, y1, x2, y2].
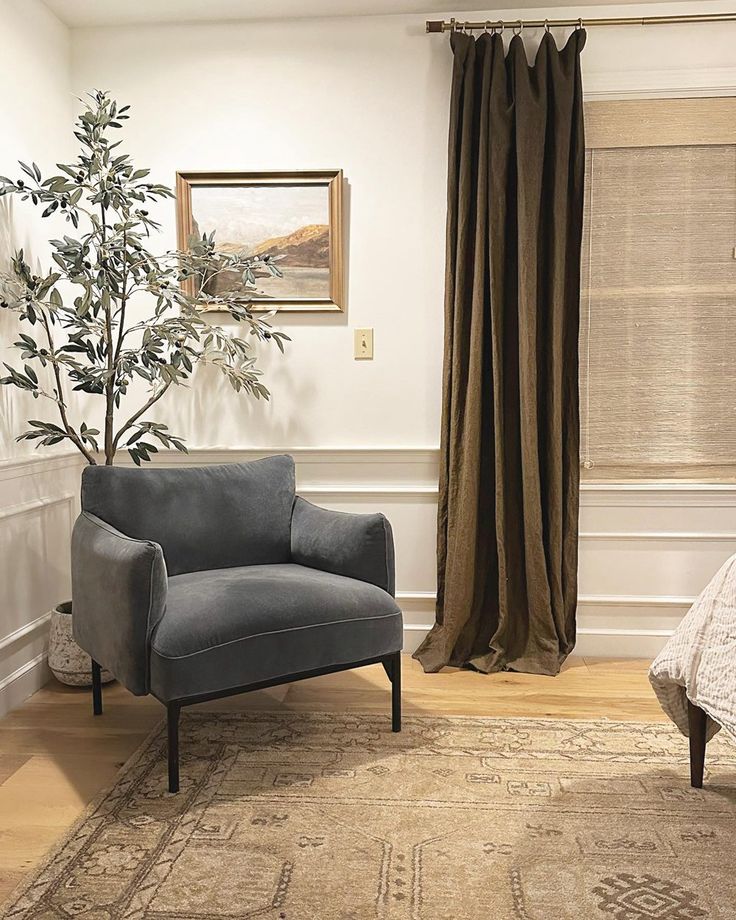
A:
[4, 711, 736, 919]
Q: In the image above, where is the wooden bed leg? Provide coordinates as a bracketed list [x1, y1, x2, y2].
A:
[687, 699, 707, 789]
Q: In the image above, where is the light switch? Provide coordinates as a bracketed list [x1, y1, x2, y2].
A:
[354, 328, 374, 360]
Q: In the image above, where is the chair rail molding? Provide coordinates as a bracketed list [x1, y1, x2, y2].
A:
[0, 450, 82, 483]
[0, 492, 76, 526]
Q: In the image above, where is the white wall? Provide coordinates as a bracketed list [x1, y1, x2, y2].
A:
[72, 10, 452, 449]
[67, 0, 736, 452]
[0, 0, 73, 713]
[0, 0, 72, 461]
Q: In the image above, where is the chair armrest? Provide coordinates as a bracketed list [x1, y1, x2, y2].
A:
[291, 496, 395, 595]
[71, 511, 167, 695]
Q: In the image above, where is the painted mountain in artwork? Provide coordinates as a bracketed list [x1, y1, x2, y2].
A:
[216, 224, 329, 267]
[252, 223, 329, 268]
[200, 222, 331, 299]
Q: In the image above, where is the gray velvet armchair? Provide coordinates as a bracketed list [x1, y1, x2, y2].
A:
[71, 455, 403, 792]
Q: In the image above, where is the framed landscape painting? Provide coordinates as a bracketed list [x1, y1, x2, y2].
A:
[176, 169, 344, 312]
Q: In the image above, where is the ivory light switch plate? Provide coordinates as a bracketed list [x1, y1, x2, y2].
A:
[354, 328, 374, 360]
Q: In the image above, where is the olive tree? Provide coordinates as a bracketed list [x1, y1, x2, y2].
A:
[0, 90, 288, 465]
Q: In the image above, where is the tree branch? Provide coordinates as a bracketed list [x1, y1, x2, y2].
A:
[99, 202, 117, 465]
[113, 227, 128, 365]
[40, 313, 96, 464]
[112, 381, 172, 449]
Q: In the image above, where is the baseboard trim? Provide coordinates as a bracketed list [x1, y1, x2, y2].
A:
[0, 652, 49, 718]
[397, 591, 682, 659]
[401, 623, 672, 660]
[396, 591, 693, 609]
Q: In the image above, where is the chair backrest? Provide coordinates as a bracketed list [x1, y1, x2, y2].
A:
[81, 455, 295, 576]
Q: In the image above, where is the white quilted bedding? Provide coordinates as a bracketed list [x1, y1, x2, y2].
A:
[649, 553, 736, 742]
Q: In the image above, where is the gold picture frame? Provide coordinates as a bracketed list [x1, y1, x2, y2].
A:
[176, 169, 344, 312]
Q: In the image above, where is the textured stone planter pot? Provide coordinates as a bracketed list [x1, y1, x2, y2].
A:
[48, 602, 114, 687]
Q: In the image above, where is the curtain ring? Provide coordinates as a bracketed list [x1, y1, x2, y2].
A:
[544, 19, 550, 33]
[513, 19, 523, 35]
[577, 17, 584, 30]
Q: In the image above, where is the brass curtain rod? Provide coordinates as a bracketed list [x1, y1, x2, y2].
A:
[426, 12, 736, 32]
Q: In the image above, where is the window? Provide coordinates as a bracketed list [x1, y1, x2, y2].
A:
[580, 98, 736, 479]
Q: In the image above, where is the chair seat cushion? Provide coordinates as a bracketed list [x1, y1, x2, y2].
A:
[149, 563, 402, 702]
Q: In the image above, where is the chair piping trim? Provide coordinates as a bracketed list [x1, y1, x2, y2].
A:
[151, 610, 402, 660]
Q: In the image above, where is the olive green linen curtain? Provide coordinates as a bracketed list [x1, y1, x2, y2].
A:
[414, 29, 586, 677]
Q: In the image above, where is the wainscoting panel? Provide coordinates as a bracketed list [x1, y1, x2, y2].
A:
[8, 447, 729, 691]
[578, 533, 735, 599]
[0, 453, 82, 716]
[576, 482, 736, 656]
[136, 448, 736, 660]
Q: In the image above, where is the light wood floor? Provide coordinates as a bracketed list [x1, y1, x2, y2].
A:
[0, 655, 662, 904]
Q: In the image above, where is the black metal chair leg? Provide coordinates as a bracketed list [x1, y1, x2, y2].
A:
[168, 703, 181, 793]
[688, 700, 707, 788]
[91, 659, 102, 716]
[391, 650, 401, 733]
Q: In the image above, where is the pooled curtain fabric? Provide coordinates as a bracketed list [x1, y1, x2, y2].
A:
[414, 29, 586, 677]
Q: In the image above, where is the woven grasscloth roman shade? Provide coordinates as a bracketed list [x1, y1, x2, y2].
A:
[580, 99, 736, 480]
